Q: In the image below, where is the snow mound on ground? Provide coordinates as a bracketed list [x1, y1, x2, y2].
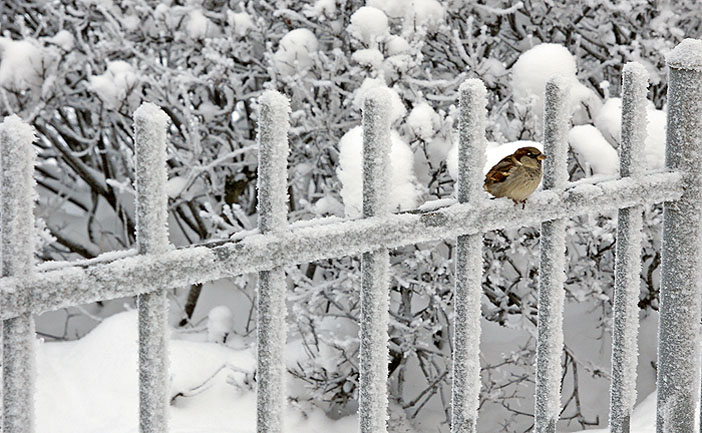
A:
[337, 126, 422, 217]
[574, 391, 657, 433]
[35, 311, 357, 433]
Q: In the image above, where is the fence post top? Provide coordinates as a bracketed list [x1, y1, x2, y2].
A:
[259, 90, 290, 109]
[666, 38, 702, 71]
[0, 114, 35, 141]
[622, 62, 649, 80]
[134, 102, 168, 123]
[363, 87, 393, 108]
[459, 78, 486, 95]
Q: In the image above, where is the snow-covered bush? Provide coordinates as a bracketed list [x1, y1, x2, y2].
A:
[1, 0, 698, 430]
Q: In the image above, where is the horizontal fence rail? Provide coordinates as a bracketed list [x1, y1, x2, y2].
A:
[0, 37, 700, 433]
[0, 172, 682, 320]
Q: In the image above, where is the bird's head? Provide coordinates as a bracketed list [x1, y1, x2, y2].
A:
[514, 146, 546, 167]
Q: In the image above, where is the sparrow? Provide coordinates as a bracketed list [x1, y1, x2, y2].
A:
[483, 146, 546, 208]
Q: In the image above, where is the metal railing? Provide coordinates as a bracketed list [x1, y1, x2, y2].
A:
[0, 39, 701, 433]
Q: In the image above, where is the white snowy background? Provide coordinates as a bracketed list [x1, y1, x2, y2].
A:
[1, 0, 701, 432]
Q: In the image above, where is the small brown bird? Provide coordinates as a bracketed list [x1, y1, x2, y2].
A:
[483, 146, 546, 208]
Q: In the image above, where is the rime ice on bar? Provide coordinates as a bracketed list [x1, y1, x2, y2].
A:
[134, 102, 171, 433]
[0, 115, 38, 433]
[255, 90, 291, 433]
[535, 76, 569, 433]
[658, 37, 702, 433]
[359, 87, 392, 433]
[451, 79, 487, 433]
[609, 62, 648, 433]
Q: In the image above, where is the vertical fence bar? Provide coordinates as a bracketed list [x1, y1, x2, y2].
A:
[256, 91, 291, 433]
[359, 87, 392, 433]
[534, 77, 570, 433]
[451, 79, 487, 433]
[134, 103, 171, 433]
[658, 38, 702, 433]
[608, 62, 648, 433]
[1, 115, 37, 433]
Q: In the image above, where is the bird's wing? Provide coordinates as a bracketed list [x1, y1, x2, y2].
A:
[484, 155, 518, 184]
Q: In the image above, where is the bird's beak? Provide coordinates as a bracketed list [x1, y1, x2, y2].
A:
[537, 154, 546, 160]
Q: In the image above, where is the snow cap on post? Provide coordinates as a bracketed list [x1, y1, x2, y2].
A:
[362, 87, 392, 218]
[0, 115, 37, 278]
[457, 79, 487, 204]
[134, 102, 170, 255]
[665, 38, 702, 71]
[257, 90, 291, 234]
[619, 62, 649, 177]
[542, 76, 570, 190]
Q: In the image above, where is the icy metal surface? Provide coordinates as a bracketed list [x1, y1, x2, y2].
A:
[134, 103, 171, 433]
[255, 91, 291, 433]
[609, 62, 648, 433]
[0, 115, 37, 433]
[658, 39, 702, 433]
[451, 79, 487, 433]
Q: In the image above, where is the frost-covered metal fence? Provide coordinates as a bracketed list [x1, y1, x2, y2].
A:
[0, 38, 701, 433]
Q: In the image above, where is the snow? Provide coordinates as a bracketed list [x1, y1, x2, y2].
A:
[665, 38, 702, 70]
[568, 125, 619, 176]
[352, 48, 384, 69]
[407, 102, 440, 142]
[186, 9, 212, 40]
[207, 306, 233, 343]
[366, 0, 405, 18]
[347, 6, 389, 47]
[35, 311, 358, 433]
[593, 97, 665, 170]
[366, 0, 445, 32]
[405, 0, 446, 32]
[89, 61, 139, 109]
[352, 78, 406, 124]
[303, 0, 336, 20]
[385, 36, 410, 56]
[227, 11, 255, 37]
[273, 29, 319, 76]
[337, 126, 421, 218]
[0, 115, 38, 433]
[576, 391, 658, 433]
[256, 91, 291, 233]
[0, 37, 46, 91]
[46, 30, 75, 51]
[511, 43, 600, 125]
